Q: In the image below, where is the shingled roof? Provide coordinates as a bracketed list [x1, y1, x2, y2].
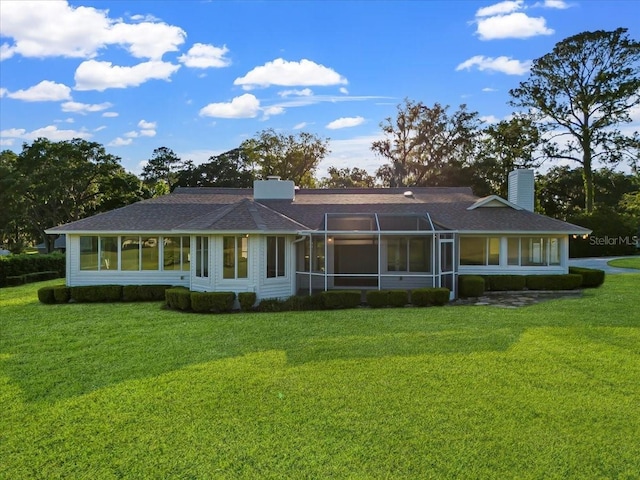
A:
[47, 186, 590, 235]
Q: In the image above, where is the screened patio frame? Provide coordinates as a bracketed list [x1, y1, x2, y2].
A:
[295, 212, 457, 294]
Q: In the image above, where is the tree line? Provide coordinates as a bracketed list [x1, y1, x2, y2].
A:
[1, 28, 638, 253]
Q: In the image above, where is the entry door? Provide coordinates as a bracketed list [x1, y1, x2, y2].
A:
[439, 239, 455, 298]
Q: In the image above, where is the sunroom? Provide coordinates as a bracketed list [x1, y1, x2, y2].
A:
[294, 213, 457, 297]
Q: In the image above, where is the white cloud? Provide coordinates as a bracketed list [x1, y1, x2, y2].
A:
[0, 43, 15, 61]
[476, 12, 554, 40]
[482, 87, 498, 92]
[262, 106, 286, 120]
[61, 101, 112, 114]
[456, 55, 531, 75]
[74, 59, 180, 91]
[234, 58, 348, 90]
[293, 122, 308, 130]
[480, 115, 500, 124]
[539, 0, 570, 8]
[109, 137, 133, 147]
[138, 119, 156, 129]
[326, 116, 365, 130]
[6, 80, 72, 102]
[199, 93, 261, 118]
[124, 131, 139, 138]
[178, 43, 230, 68]
[339, 87, 349, 95]
[0, 88, 6, 97]
[0, 1, 185, 60]
[94, 125, 107, 132]
[476, 0, 524, 17]
[139, 129, 156, 137]
[102, 112, 119, 118]
[278, 88, 313, 98]
[0, 125, 90, 142]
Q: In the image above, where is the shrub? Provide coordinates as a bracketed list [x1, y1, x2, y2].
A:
[238, 292, 257, 312]
[569, 266, 605, 288]
[38, 286, 56, 304]
[366, 290, 389, 308]
[165, 287, 191, 311]
[411, 288, 450, 307]
[321, 290, 361, 309]
[388, 290, 409, 307]
[122, 285, 171, 302]
[257, 298, 289, 312]
[458, 276, 485, 297]
[53, 286, 70, 303]
[70, 285, 123, 303]
[6, 275, 26, 287]
[190, 292, 235, 313]
[0, 253, 65, 287]
[483, 275, 526, 291]
[526, 274, 583, 291]
[285, 294, 324, 311]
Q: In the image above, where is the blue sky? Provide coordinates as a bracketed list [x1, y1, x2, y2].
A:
[1, 0, 639, 178]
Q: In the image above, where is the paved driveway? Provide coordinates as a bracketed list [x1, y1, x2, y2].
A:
[568, 256, 640, 274]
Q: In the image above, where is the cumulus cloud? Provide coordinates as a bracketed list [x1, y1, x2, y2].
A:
[477, 12, 553, 39]
[0, 1, 185, 60]
[326, 116, 365, 130]
[234, 58, 348, 90]
[138, 119, 156, 129]
[61, 101, 113, 114]
[199, 93, 261, 118]
[74, 59, 180, 91]
[293, 122, 308, 130]
[456, 55, 531, 75]
[102, 112, 119, 118]
[475, 0, 524, 17]
[109, 137, 133, 147]
[6, 80, 72, 102]
[178, 43, 230, 68]
[0, 125, 91, 142]
[538, 0, 570, 8]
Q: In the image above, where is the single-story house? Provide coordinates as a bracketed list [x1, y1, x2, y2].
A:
[46, 169, 591, 300]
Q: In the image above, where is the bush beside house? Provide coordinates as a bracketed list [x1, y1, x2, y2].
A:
[1, 253, 65, 287]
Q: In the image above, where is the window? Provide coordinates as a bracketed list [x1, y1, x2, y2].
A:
[386, 236, 431, 272]
[195, 236, 209, 278]
[163, 236, 190, 271]
[267, 236, 286, 278]
[312, 236, 325, 273]
[460, 237, 500, 266]
[223, 236, 248, 279]
[121, 236, 140, 271]
[141, 237, 159, 270]
[79, 236, 118, 271]
[507, 237, 562, 266]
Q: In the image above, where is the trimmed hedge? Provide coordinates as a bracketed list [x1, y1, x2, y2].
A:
[366, 290, 390, 308]
[569, 266, 605, 288]
[238, 292, 257, 312]
[122, 285, 171, 302]
[365, 289, 409, 308]
[71, 285, 123, 303]
[411, 288, 450, 307]
[190, 292, 235, 313]
[322, 290, 361, 309]
[0, 253, 65, 287]
[165, 287, 191, 311]
[483, 275, 526, 292]
[525, 274, 583, 291]
[38, 286, 57, 304]
[458, 275, 485, 297]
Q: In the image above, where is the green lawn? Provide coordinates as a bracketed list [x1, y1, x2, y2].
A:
[608, 256, 640, 270]
[1, 277, 639, 479]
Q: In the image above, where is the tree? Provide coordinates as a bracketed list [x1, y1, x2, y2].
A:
[472, 115, 541, 197]
[8, 138, 142, 252]
[319, 166, 376, 188]
[242, 129, 329, 187]
[510, 28, 640, 212]
[0, 149, 27, 252]
[177, 148, 255, 188]
[371, 99, 481, 187]
[140, 147, 185, 192]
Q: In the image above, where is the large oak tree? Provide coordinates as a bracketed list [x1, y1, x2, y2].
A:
[510, 28, 640, 212]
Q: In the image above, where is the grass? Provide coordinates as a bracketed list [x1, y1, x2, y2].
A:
[608, 256, 640, 270]
[1, 277, 639, 479]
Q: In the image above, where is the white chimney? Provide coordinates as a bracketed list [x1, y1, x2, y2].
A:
[508, 169, 534, 212]
[253, 177, 295, 200]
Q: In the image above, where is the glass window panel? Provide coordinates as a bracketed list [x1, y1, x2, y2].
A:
[326, 215, 375, 231]
[488, 237, 500, 266]
[181, 236, 191, 271]
[549, 238, 561, 265]
[312, 236, 325, 273]
[100, 237, 118, 270]
[121, 236, 140, 271]
[80, 236, 98, 270]
[141, 237, 159, 270]
[508, 238, 520, 266]
[238, 236, 248, 278]
[298, 237, 310, 272]
[277, 236, 285, 277]
[387, 237, 408, 271]
[267, 237, 276, 278]
[460, 237, 485, 265]
[223, 236, 235, 279]
[164, 237, 180, 270]
[521, 237, 545, 266]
